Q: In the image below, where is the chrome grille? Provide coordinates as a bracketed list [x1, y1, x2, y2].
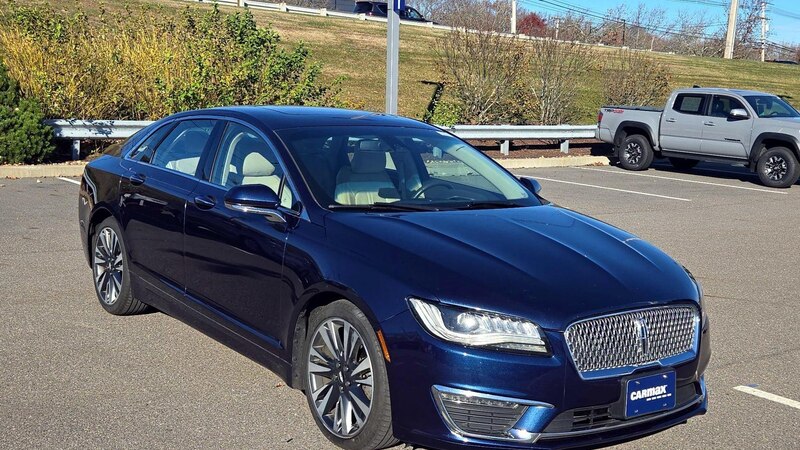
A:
[565, 306, 699, 374]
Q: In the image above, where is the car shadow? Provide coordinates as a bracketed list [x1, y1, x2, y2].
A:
[610, 158, 800, 187]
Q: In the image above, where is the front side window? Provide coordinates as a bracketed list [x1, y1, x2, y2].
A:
[276, 126, 538, 210]
[709, 96, 747, 118]
[673, 94, 707, 115]
[150, 120, 215, 176]
[128, 123, 174, 163]
[405, 7, 423, 19]
[210, 122, 294, 209]
[744, 95, 800, 118]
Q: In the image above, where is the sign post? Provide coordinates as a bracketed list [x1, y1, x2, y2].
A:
[386, 0, 404, 114]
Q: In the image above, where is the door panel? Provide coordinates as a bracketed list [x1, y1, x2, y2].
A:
[660, 94, 708, 153]
[699, 95, 752, 159]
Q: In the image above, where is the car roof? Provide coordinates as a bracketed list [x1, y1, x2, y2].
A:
[679, 87, 775, 96]
[168, 106, 432, 131]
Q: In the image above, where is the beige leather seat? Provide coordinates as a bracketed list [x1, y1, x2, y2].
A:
[334, 141, 400, 205]
[241, 152, 293, 207]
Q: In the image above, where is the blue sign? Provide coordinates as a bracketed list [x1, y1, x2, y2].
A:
[624, 371, 676, 418]
[393, 0, 406, 12]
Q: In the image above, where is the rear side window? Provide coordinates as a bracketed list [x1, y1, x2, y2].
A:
[150, 120, 215, 176]
[354, 2, 371, 13]
[673, 94, 707, 115]
[375, 3, 388, 14]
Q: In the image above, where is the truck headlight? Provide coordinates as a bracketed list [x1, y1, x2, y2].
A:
[408, 298, 549, 354]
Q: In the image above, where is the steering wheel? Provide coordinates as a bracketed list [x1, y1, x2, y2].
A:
[412, 181, 454, 199]
[768, 111, 780, 117]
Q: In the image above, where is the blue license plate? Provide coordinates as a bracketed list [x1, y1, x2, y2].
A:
[625, 371, 676, 418]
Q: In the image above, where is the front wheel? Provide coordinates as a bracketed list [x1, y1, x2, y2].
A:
[756, 147, 800, 188]
[618, 135, 654, 171]
[303, 300, 398, 450]
[91, 217, 149, 315]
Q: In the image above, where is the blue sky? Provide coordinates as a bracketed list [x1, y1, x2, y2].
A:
[521, 0, 798, 45]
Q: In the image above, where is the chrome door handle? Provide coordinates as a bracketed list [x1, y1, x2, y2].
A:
[128, 173, 146, 186]
[703, 121, 715, 127]
[665, 118, 676, 123]
[194, 195, 216, 210]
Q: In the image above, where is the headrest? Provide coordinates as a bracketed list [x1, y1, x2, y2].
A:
[358, 140, 381, 152]
[242, 152, 275, 177]
[351, 150, 387, 174]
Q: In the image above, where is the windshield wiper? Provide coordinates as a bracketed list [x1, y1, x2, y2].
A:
[457, 201, 526, 210]
[328, 202, 440, 212]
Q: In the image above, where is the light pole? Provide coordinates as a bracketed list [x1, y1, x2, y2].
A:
[386, 0, 403, 114]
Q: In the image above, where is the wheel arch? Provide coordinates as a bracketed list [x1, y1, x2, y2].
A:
[85, 206, 116, 266]
[749, 132, 800, 164]
[614, 121, 657, 151]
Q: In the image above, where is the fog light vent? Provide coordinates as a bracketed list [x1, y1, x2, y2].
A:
[432, 385, 547, 442]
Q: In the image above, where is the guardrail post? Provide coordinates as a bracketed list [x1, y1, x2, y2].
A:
[71, 139, 81, 160]
[500, 140, 510, 156]
[560, 140, 570, 154]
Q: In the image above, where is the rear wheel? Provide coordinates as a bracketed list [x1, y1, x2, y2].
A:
[756, 147, 800, 188]
[92, 217, 149, 315]
[303, 300, 397, 450]
[668, 157, 699, 170]
[618, 135, 654, 171]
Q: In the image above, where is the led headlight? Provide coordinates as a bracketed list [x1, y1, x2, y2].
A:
[408, 298, 549, 354]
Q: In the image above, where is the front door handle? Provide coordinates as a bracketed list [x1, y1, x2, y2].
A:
[665, 118, 676, 123]
[194, 195, 216, 210]
[703, 121, 715, 127]
[128, 173, 146, 186]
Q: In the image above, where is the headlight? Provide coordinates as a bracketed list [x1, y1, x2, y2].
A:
[683, 266, 706, 320]
[408, 298, 549, 354]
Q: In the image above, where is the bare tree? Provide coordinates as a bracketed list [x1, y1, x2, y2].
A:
[602, 49, 671, 106]
[435, 0, 523, 123]
[519, 40, 594, 125]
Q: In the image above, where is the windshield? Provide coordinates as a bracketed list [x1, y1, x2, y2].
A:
[275, 126, 539, 211]
[744, 95, 800, 118]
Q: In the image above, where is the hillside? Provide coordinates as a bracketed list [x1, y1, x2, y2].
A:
[7, 0, 800, 123]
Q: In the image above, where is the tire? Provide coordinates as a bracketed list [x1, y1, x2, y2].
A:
[302, 300, 397, 450]
[618, 135, 654, 171]
[668, 157, 699, 170]
[91, 217, 149, 315]
[756, 147, 800, 188]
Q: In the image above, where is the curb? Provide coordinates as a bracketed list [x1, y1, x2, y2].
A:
[495, 155, 610, 169]
[0, 155, 609, 179]
[0, 163, 87, 179]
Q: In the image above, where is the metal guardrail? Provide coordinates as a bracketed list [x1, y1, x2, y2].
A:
[46, 119, 597, 159]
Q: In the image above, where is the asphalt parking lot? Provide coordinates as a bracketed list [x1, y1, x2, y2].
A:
[1, 161, 799, 449]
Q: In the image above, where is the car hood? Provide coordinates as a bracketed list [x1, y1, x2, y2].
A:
[325, 205, 699, 331]
[766, 117, 800, 128]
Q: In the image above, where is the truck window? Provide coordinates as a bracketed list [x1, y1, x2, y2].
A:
[709, 96, 746, 118]
[673, 94, 707, 115]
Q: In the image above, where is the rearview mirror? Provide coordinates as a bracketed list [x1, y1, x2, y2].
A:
[728, 108, 749, 120]
[224, 184, 285, 223]
[519, 176, 542, 195]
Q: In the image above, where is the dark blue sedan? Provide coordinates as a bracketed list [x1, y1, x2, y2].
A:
[78, 107, 710, 449]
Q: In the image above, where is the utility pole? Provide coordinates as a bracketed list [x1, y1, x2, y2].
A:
[622, 19, 626, 47]
[724, 0, 739, 59]
[386, 0, 402, 114]
[511, 0, 517, 34]
[760, 0, 767, 62]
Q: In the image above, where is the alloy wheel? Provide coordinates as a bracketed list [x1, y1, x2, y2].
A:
[624, 142, 643, 165]
[93, 227, 123, 305]
[307, 318, 374, 438]
[764, 155, 788, 181]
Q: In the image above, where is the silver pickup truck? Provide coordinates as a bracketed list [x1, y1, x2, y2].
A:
[597, 87, 800, 187]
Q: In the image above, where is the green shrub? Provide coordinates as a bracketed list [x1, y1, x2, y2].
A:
[0, 2, 343, 120]
[0, 60, 53, 164]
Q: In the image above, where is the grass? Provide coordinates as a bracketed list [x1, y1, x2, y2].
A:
[6, 0, 800, 123]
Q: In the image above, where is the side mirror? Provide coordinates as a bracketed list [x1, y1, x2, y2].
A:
[519, 176, 542, 195]
[224, 184, 285, 223]
[728, 108, 749, 120]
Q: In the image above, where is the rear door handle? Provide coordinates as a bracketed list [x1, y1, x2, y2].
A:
[193, 195, 216, 210]
[703, 121, 715, 127]
[665, 118, 676, 123]
[128, 173, 146, 186]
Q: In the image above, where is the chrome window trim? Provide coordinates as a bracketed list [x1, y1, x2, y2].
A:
[564, 304, 701, 380]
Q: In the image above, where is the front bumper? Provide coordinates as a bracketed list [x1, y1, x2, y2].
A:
[381, 309, 710, 449]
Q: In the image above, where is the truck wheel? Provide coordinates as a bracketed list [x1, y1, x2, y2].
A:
[668, 157, 699, 170]
[619, 135, 654, 171]
[756, 147, 800, 188]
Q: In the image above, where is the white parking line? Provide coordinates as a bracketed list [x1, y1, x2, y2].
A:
[57, 177, 81, 185]
[534, 177, 692, 202]
[734, 386, 800, 411]
[576, 167, 787, 195]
